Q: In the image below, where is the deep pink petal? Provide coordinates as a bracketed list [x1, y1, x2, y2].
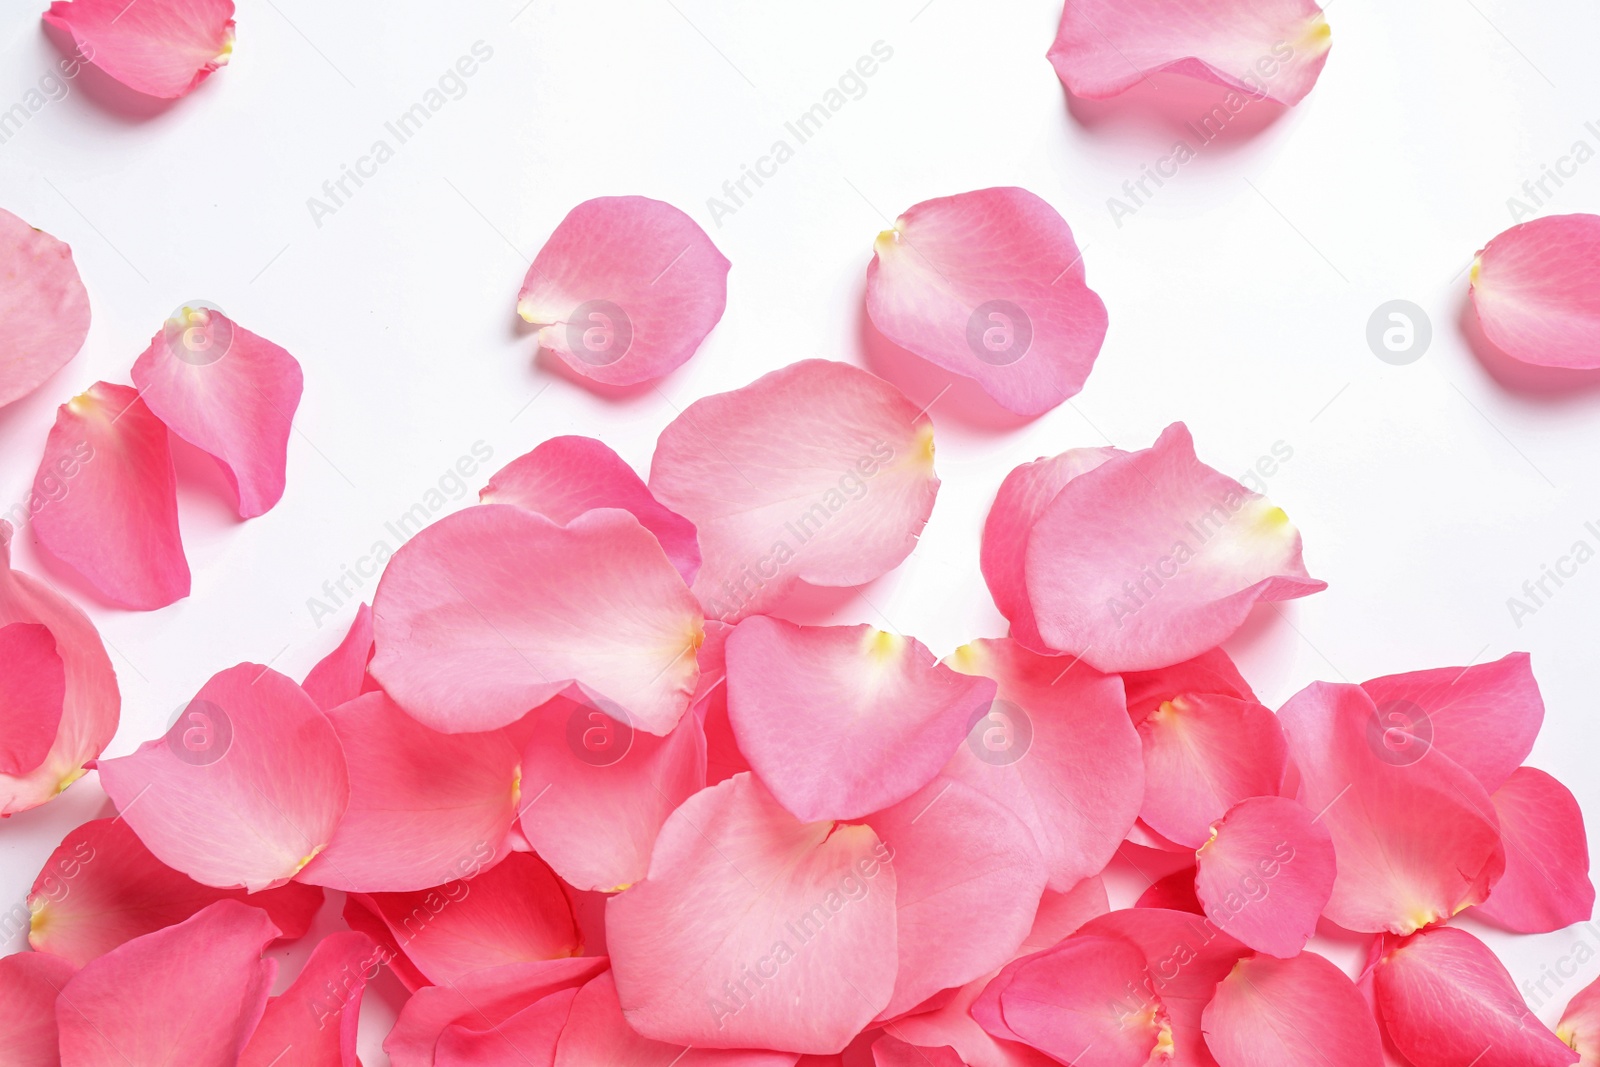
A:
[1024, 423, 1324, 672]
[300, 602, 375, 712]
[607, 773, 898, 1053]
[728, 618, 994, 822]
[1202, 951, 1382, 1067]
[482, 435, 701, 583]
[1194, 796, 1335, 958]
[1122, 648, 1257, 720]
[517, 196, 729, 385]
[1558, 974, 1600, 1066]
[0, 951, 76, 1066]
[434, 985, 579, 1067]
[648, 359, 939, 623]
[130, 308, 302, 518]
[0, 623, 65, 776]
[240, 931, 379, 1067]
[42, 0, 233, 98]
[873, 1035, 966, 1067]
[1472, 766, 1594, 933]
[1471, 215, 1600, 369]
[1047, 0, 1331, 105]
[1135, 868, 1203, 914]
[1374, 926, 1578, 1067]
[1137, 691, 1287, 847]
[866, 187, 1108, 416]
[95, 663, 349, 892]
[370, 504, 702, 734]
[32, 381, 189, 610]
[0, 208, 89, 409]
[340, 893, 429, 992]
[556, 971, 800, 1067]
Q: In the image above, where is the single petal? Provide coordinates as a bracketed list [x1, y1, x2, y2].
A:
[1470, 215, 1600, 369]
[1135, 868, 1203, 914]
[435, 985, 580, 1067]
[942, 638, 1143, 891]
[1374, 926, 1578, 1067]
[300, 602, 375, 712]
[1202, 951, 1383, 1067]
[516, 196, 729, 386]
[56, 900, 277, 1067]
[482, 435, 701, 583]
[607, 773, 898, 1053]
[648, 359, 939, 623]
[0, 623, 65, 776]
[0, 208, 89, 409]
[370, 504, 702, 735]
[518, 690, 707, 892]
[1137, 692, 1288, 847]
[130, 307, 302, 518]
[95, 663, 349, 892]
[1047, 0, 1331, 105]
[1278, 681, 1503, 934]
[32, 382, 189, 610]
[1122, 648, 1258, 720]
[1472, 766, 1594, 933]
[240, 931, 379, 1067]
[873, 1035, 966, 1067]
[866, 188, 1109, 416]
[297, 690, 521, 892]
[1194, 796, 1335, 958]
[556, 971, 799, 1067]
[28, 817, 321, 968]
[1025, 423, 1324, 672]
[0, 951, 76, 1067]
[728, 618, 995, 822]
[42, 0, 234, 98]
[1558, 974, 1600, 1067]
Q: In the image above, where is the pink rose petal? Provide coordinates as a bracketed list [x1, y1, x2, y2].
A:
[1122, 647, 1258, 719]
[0, 208, 89, 409]
[434, 985, 580, 1067]
[1472, 766, 1594, 933]
[300, 602, 376, 712]
[1470, 214, 1600, 369]
[1558, 974, 1600, 1066]
[1135, 867, 1203, 914]
[0, 951, 76, 1066]
[1202, 951, 1383, 1067]
[556, 971, 800, 1067]
[1193, 796, 1335, 958]
[872, 1036, 967, 1067]
[0, 622, 65, 776]
[891, 973, 1056, 1067]
[1021, 875, 1111, 952]
[42, 0, 234, 99]
[239, 931, 379, 1067]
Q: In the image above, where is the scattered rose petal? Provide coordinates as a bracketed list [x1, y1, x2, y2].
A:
[1558, 973, 1600, 1067]
[42, 0, 235, 99]
[0, 622, 65, 776]
[1193, 796, 1335, 958]
[1202, 951, 1383, 1067]
[0, 207, 90, 409]
[1470, 214, 1600, 369]
[0, 951, 76, 1066]
[434, 985, 581, 1066]
[891, 973, 1056, 1067]
[1122, 647, 1258, 717]
[556, 971, 800, 1066]
[240, 931, 379, 1067]
[1472, 766, 1594, 933]
[300, 602, 376, 712]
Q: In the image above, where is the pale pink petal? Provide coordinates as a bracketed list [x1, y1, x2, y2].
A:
[340, 894, 429, 992]
[1194, 796, 1335, 958]
[648, 359, 939, 623]
[1047, 0, 1331, 105]
[1278, 681, 1503, 934]
[728, 618, 994, 822]
[1470, 215, 1600, 369]
[873, 1035, 966, 1067]
[0, 951, 76, 1067]
[240, 931, 379, 1067]
[482, 435, 701, 583]
[298, 690, 521, 892]
[56, 900, 276, 1067]
[0, 523, 119, 814]
[1472, 766, 1594, 933]
[607, 773, 898, 1053]
[556, 972, 800, 1067]
[95, 663, 349, 892]
[0, 208, 89, 409]
[1202, 951, 1382, 1067]
[866, 188, 1109, 416]
[890, 975, 1056, 1067]
[1558, 974, 1600, 1066]
[1374, 925, 1578, 1067]
[1021, 875, 1111, 952]
[42, 0, 233, 98]
[300, 602, 375, 712]
[516, 196, 729, 385]
[1135, 868, 1202, 914]
[1136, 691, 1287, 847]
[370, 504, 702, 735]
[981, 448, 1121, 648]
[1122, 648, 1257, 720]
[130, 308, 302, 518]
[0, 623, 64, 775]
[518, 691, 707, 892]
[435, 986, 579, 1067]
[28, 817, 320, 968]
[942, 638, 1143, 891]
[1360, 652, 1543, 793]
[32, 381, 189, 610]
[1025, 423, 1324, 672]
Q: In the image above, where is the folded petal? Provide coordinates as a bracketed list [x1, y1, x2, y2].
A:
[1136, 691, 1287, 847]
[240, 931, 379, 1067]
[1278, 681, 1503, 934]
[0, 208, 89, 409]
[482, 435, 701, 584]
[1203, 951, 1382, 1067]
[1374, 926, 1578, 1067]
[873, 1036, 967, 1067]
[1047, 0, 1331, 105]
[1122, 647, 1258, 720]
[516, 196, 729, 385]
[0, 951, 76, 1067]
[434, 985, 580, 1067]
[130, 307, 302, 518]
[1472, 766, 1594, 933]
[1558, 974, 1600, 1067]
[556, 971, 799, 1067]
[942, 638, 1143, 891]
[648, 359, 939, 622]
[300, 602, 375, 712]
[370, 504, 702, 735]
[42, 0, 234, 98]
[32, 381, 189, 610]
[1194, 796, 1335, 958]
[0, 623, 65, 776]
[607, 773, 898, 1053]
[729, 618, 994, 822]
[1024, 423, 1324, 672]
[1470, 214, 1600, 369]
[95, 663, 349, 892]
[866, 188, 1108, 416]
[56, 900, 277, 1067]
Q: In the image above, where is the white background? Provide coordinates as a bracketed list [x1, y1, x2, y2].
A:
[2, 0, 1599, 1058]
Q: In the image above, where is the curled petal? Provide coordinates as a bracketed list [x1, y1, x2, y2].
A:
[0, 623, 65, 776]
[1202, 951, 1383, 1067]
[0, 951, 76, 1066]
[1472, 766, 1594, 933]
[300, 603, 375, 712]
[43, 0, 234, 98]
[1470, 215, 1600, 369]
[556, 971, 799, 1067]
[1137, 692, 1287, 847]
[0, 208, 89, 409]
[240, 931, 379, 1067]
[1194, 796, 1335, 958]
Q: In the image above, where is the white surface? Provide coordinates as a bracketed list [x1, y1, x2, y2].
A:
[3, 0, 1600, 1057]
